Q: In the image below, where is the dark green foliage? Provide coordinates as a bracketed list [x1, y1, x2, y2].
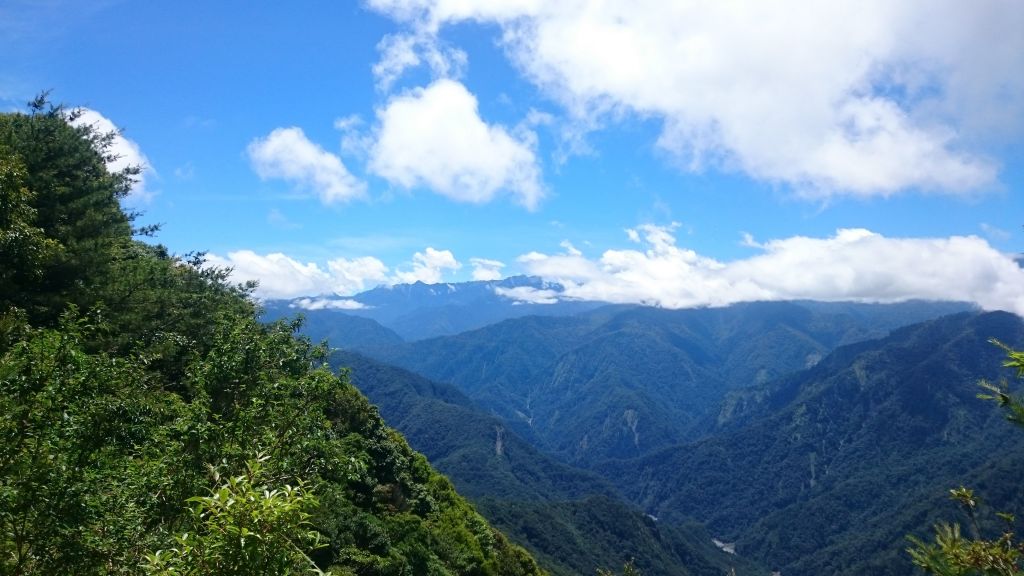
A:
[600, 311, 1024, 576]
[330, 351, 768, 576]
[907, 341, 1024, 575]
[333, 351, 612, 502]
[0, 99, 135, 326]
[366, 300, 972, 466]
[0, 101, 544, 576]
[477, 497, 761, 576]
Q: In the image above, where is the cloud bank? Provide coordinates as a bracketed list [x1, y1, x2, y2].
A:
[207, 247, 462, 299]
[510, 224, 1024, 315]
[369, 0, 1022, 198]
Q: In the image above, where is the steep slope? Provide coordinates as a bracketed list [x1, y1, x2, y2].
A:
[333, 350, 612, 502]
[368, 300, 972, 465]
[604, 311, 1024, 576]
[333, 351, 762, 576]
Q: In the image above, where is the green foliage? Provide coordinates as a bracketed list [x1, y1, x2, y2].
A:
[0, 99, 545, 576]
[597, 560, 640, 576]
[592, 311, 1024, 576]
[367, 301, 971, 465]
[142, 456, 329, 576]
[907, 341, 1024, 576]
[333, 351, 764, 575]
[0, 97, 134, 326]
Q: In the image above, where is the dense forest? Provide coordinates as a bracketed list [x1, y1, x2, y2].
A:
[0, 100, 544, 574]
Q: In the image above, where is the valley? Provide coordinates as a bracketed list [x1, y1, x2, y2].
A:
[270, 282, 1021, 575]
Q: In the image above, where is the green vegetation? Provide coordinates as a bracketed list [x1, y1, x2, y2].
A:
[366, 301, 971, 466]
[907, 340, 1024, 575]
[331, 351, 760, 576]
[601, 312, 1024, 575]
[0, 99, 543, 575]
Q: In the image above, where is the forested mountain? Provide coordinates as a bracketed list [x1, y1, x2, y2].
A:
[362, 300, 972, 466]
[332, 351, 761, 576]
[0, 101, 543, 574]
[267, 276, 604, 341]
[602, 310, 1024, 576]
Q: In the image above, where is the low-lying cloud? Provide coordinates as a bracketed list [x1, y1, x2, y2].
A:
[207, 246, 463, 299]
[509, 225, 1024, 315]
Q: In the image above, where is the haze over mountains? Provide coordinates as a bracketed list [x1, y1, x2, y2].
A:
[262, 276, 1022, 575]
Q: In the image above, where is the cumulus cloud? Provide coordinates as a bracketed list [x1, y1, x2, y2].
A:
[392, 247, 461, 284]
[205, 251, 334, 299]
[206, 248, 458, 300]
[369, 79, 544, 209]
[247, 127, 366, 204]
[368, 0, 1023, 197]
[470, 257, 505, 281]
[510, 224, 1024, 315]
[70, 108, 156, 201]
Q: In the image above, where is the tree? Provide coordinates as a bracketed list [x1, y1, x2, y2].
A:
[0, 96, 135, 326]
[907, 340, 1024, 575]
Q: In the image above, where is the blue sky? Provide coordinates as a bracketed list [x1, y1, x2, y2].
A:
[3, 1, 1024, 312]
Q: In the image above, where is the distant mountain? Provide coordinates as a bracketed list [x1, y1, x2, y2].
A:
[261, 302, 404, 350]
[331, 351, 759, 576]
[267, 276, 605, 341]
[366, 300, 974, 465]
[602, 310, 1024, 576]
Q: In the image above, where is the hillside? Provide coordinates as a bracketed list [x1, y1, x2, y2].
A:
[603, 311, 1024, 575]
[364, 300, 972, 465]
[0, 101, 543, 575]
[332, 351, 761, 576]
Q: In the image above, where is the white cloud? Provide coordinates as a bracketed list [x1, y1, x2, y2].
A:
[494, 285, 559, 304]
[291, 297, 367, 311]
[247, 127, 366, 204]
[512, 225, 1024, 315]
[559, 240, 582, 256]
[70, 108, 156, 201]
[205, 251, 335, 299]
[470, 257, 505, 281]
[206, 248, 458, 299]
[369, 0, 1022, 197]
[373, 33, 467, 91]
[326, 256, 391, 294]
[392, 247, 461, 284]
[369, 79, 544, 209]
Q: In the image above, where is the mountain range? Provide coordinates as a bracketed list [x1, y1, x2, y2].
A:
[265, 277, 1022, 575]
